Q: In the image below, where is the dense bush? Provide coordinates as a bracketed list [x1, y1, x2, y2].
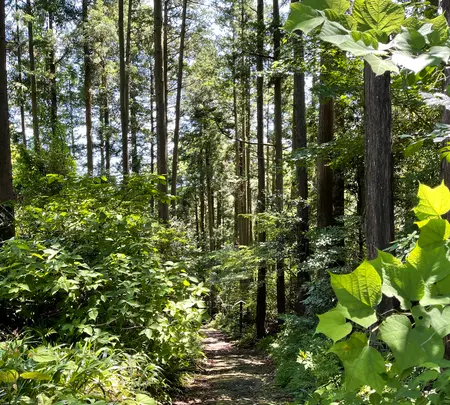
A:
[0, 174, 207, 402]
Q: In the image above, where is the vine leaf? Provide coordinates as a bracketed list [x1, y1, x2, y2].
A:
[412, 305, 450, 338]
[417, 218, 450, 249]
[316, 307, 352, 343]
[284, 4, 325, 34]
[414, 182, 450, 221]
[302, 0, 350, 13]
[330, 261, 381, 327]
[379, 315, 444, 373]
[353, 0, 404, 36]
[329, 333, 386, 393]
[407, 245, 450, 285]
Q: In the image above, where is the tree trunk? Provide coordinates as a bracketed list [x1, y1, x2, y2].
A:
[119, 0, 129, 176]
[27, 0, 39, 152]
[170, 0, 188, 213]
[364, 63, 394, 261]
[292, 25, 309, 316]
[48, 11, 58, 141]
[206, 144, 215, 251]
[255, 0, 266, 339]
[0, 0, 14, 241]
[16, 0, 26, 146]
[150, 58, 155, 212]
[154, 0, 169, 221]
[83, 0, 93, 174]
[130, 88, 139, 173]
[273, 0, 285, 315]
[317, 96, 334, 229]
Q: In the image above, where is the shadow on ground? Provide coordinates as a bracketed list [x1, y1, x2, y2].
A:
[174, 329, 293, 405]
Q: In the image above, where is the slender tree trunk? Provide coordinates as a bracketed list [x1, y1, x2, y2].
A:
[0, 0, 14, 241]
[255, 0, 266, 339]
[273, 0, 285, 315]
[206, 144, 215, 251]
[292, 25, 309, 315]
[16, 0, 26, 146]
[49, 11, 58, 141]
[83, 0, 93, 174]
[104, 77, 111, 174]
[364, 63, 394, 258]
[130, 88, 139, 173]
[245, 71, 252, 244]
[317, 97, 334, 228]
[150, 58, 155, 212]
[163, 0, 168, 113]
[27, 0, 39, 151]
[154, 0, 169, 221]
[119, 0, 129, 176]
[170, 0, 188, 213]
[199, 151, 206, 250]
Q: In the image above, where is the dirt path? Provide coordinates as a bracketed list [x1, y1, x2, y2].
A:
[174, 329, 293, 405]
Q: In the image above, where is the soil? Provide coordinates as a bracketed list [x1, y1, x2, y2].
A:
[173, 328, 294, 405]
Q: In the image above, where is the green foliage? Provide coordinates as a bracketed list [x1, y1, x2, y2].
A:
[0, 336, 162, 404]
[285, 0, 450, 75]
[0, 174, 207, 401]
[314, 183, 450, 403]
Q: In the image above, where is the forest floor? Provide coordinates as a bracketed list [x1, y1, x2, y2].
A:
[173, 328, 294, 405]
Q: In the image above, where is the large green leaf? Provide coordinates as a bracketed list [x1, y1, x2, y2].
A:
[412, 305, 450, 338]
[407, 244, 450, 285]
[417, 218, 450, 249]
[353, 0, 404, 36]
[365, 54, 399, 75]
[329, 333, 385, 393]
[381, 262, 424, 309]
[302, 0, 350, 13]
[330, 261, 381, 327]
[379, 315, 444, 373]
[0, 370, 19, 383]
[284, 4, 325, 34]
[414, 182, 450, 221]
[316, 307, 352, 343]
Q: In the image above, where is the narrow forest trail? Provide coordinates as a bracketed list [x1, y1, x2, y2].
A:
[174, 329, 293, 405]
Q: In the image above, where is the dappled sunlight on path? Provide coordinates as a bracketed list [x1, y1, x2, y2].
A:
[174, 329, 293, 405]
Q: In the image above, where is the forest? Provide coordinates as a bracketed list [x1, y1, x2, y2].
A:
[4, 0, 450, 403]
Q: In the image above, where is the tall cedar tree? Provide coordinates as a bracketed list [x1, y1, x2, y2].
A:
[83, 0, 93, 174]
[27, 0, 40, 151]
[171, 0, 188, 213]
[292, 10, 309, 315]
[16, 0, 26, 145]
[154, 0, 169, 222]
[273, 0, 285, 315]
[0, 0, 14, 241]
[119, 0, 129, 175]
[255, 0, 266, 338]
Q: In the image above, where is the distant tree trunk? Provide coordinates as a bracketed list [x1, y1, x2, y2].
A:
[317, 96, 334, 229]
[233, 57, 239, 244]
[16, 0, 26, 146]
[255, 0, 266, 339]
[245, 72, 253, 244]
[119, 0, 129, 176]
[48, 11, 58, 141]
[104, 75, 111, 174]
[130, 89, 139, 173]
[171, 0, 188, 213]
[206, 144, 215, 251]
[292, 25, 309, 316]
[163, 0, 169, 113]
[27, 0, 39, 152]
[0, 0, 14, 241]
[150, 58, 155, 212]
[199, 151, 206, 250]
[83, 0, 93, 174]
[364, 63, 394, 260]
[273, 0, 285, 315]
[154, 0, 169, 221]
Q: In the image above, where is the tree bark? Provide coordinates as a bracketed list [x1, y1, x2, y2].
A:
[441, 0, 450, 204]
[119, 0, 129, 176]
[317, 96, 334, 229]
[49, 11, 58, 141]
[206, 144, 215, 251]
[154, 0, 169, 221]
[255, 0, 266, 338]
[0, 0, 14, 241]
[292, 26, 309, 316]
[364, 63, 394, 260]
[83, 0, 93, 174]
[273, 0, 285, 315]
[170, 0, 188, 213]
[16, 0, 26, 146]
[27, 0, 39, 152]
